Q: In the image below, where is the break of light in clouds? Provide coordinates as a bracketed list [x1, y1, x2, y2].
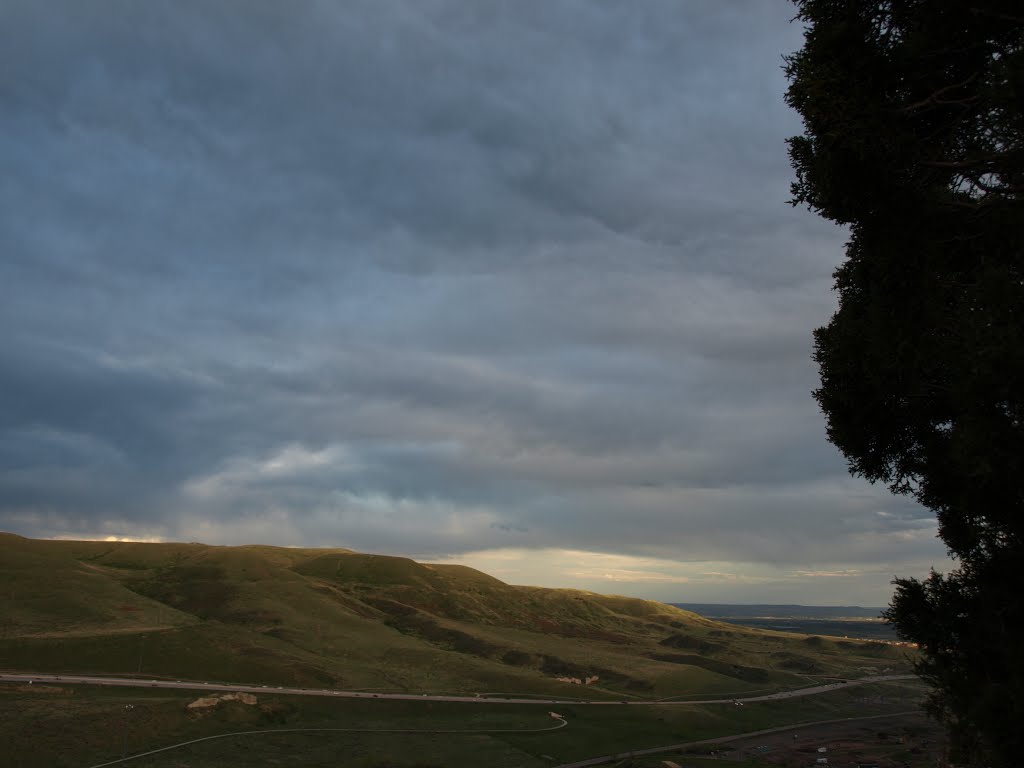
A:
[0, 0, 952, 604]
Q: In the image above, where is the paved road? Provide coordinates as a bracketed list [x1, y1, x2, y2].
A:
[0, 672, 913, 706]
[553, 710, 924, 768]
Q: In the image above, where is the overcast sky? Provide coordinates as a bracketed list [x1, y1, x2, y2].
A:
[0, 0, 952, 605]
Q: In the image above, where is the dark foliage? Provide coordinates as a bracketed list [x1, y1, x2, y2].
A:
[784, 2, 1024, 765]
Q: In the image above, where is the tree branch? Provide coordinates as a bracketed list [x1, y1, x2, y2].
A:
[920, 153, 1016, 169]
[900, 73, 981, 113]
[967, 7, 1024, 25]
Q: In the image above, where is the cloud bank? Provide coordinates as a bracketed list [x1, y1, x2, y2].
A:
[0, 0, 950, 603]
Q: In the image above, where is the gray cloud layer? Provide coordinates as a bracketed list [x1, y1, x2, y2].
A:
[0, 1, 949, 601]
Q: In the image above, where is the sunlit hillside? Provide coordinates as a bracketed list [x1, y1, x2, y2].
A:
[0, 533, 910, 700]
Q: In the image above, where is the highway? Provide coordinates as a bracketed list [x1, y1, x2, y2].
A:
[1, 672, 917, 767]
[0, 671, 913, 706]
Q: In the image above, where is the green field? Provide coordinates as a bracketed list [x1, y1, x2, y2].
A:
[0, 533, 922, 766]
[0, 534, 912, 697]
[0, 678, 926, 768]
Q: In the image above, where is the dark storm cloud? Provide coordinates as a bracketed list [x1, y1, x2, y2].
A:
[0, 1, 949, 598]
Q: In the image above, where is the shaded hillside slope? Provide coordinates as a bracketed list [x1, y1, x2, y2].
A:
[0, 534, 910, 698]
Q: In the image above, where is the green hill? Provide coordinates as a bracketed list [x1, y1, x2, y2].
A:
[0, 533, 910, 698]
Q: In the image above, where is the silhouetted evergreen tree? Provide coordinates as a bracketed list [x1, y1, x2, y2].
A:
[784, 2, 1023, 765]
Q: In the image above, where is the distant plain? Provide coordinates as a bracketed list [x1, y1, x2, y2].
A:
[672, 604, 898, 642]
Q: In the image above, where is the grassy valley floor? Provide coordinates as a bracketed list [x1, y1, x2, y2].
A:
[0, 679, 926, 768]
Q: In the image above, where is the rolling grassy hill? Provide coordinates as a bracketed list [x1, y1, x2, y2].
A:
[0, 533, 911, 699]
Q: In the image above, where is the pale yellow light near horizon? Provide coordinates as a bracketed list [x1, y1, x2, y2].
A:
[41, 532, 900, 604]
[431, 547, 867, 589]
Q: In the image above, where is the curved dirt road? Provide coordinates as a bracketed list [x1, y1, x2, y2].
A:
[554, 710, 924, 767]
[84, 714, 569, 768]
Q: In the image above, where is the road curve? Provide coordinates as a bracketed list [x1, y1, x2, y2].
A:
[553, 710, 924, 768]
[84, 715, 568, 768]
[0, 672, 913, 707]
